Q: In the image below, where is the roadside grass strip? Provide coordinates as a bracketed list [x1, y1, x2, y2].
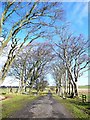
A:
[2, 94, 40, 118]
[53, 94, 90, 119]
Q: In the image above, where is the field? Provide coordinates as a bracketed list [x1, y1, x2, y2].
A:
[0, 87, 50, 94]
[78, 86, 90, 102]
[0, 85, 89, 96]
[78, 85, 90, 89]
[0, 87, 36, 94]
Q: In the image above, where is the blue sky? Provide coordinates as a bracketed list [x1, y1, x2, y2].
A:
[63, 2, 88, 37]
[63, 2, 88, 85]
[47, 2, 88, 86]
[0, 2, 88, 86]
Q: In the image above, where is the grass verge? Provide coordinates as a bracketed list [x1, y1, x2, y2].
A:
[2, 94, 40, 118]
[53, 94, 90, 119]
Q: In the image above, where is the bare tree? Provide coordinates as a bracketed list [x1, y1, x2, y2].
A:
[51, 61, 66, 97]
[9, 42, 54, 93]
[52, 26, 90, 96]
[0, 2, 64, 82]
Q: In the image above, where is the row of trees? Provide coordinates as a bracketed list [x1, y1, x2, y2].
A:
[0, 2, 89, 96]
[51, 26, 89, 97]
[7, 43, 53, 93]
[0, 2, 63, 84]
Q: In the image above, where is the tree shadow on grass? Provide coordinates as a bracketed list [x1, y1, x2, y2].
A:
[68, 98, 90, 115]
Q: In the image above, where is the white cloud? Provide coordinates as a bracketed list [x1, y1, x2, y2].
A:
[73, 3, 88, 26]
[72, 3, 83, 16]
[66, 3, 88, 27]
[78, 3, 88, 25]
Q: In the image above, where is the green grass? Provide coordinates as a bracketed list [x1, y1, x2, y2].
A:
[53, 94, 90, 119]
[1, 94, 40, 118]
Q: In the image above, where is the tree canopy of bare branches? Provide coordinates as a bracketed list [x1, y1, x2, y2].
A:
[0, 1, 64, 82]
[51, 26, 89, 96]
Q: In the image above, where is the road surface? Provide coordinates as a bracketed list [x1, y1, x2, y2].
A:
[10, 94, 73, 119]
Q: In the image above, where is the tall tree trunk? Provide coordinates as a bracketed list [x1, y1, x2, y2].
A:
[71, 82, 74, 94]
[24, 86, 27, 92]
[10, 86, 13, 93]
[18, 80, 21, 93]
[20, 69, 24, 93]
[20, 77, 24, 93]
[73, 82, 78, 96]
[68, 81, 71, 95]
[58, 85, 62, 96]
[24, 81, 27, 92]
[67, 66, 78, 96]
[66, 69, 68, 95]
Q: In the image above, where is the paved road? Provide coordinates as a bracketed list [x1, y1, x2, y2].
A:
[10, 94, 73, 119]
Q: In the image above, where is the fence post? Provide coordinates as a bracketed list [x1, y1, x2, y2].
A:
[82, 94, 86, 103]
